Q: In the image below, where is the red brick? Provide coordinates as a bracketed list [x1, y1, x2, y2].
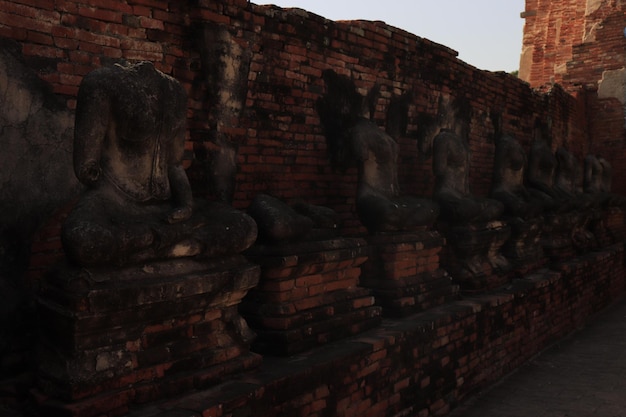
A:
[138, 16, 164, 29]
[78, 6, 123, 23]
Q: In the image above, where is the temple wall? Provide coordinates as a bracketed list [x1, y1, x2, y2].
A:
[1, 1, 625, 416]
[0, 0, 590, 240]
[35, 244, 626, 417]
[519, 0, 626, 192]
[519, 0, 587, 86]
[174, 245, 625, 417]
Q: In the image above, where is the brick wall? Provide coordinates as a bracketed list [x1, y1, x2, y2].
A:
[119, 244, 624, 417]
[519, 0, 586, 86]
[520, 0, 626, 88]
[3, 1, 626, 416]
[564, 9, 626, 193]
[0, 0, 593, 238]
[519, 0, 626, 192]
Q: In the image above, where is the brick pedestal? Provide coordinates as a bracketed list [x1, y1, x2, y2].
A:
[360, 231, 459, 317]
[34, 256, 261, 417]
[542, 211, 591, 262]
[438, 221, 512, 292]
[241, 238, 382, 356]
[590, 207, 625, 247]
[502, 217, 546, 274]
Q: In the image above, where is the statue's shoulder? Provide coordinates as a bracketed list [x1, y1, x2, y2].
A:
[78, 65, 127, 99]
[83, 64, 124, 83]
[433, 129, 458, 147]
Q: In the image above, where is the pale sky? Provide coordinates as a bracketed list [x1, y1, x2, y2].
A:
[259, 0, 526, 73]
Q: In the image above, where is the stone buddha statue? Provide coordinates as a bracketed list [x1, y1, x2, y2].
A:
[317, 69, 439, 234]
[62, 62, 257, 267]
[246, 193, 340, 244]
[585, 154, 625, 208]
[489, 132, 544, 268]
[350, 117, 440, 233]
[491, 133, 543, 219]
[432, 127, 503, 224]
[526, 134, 574, 212]
[554, 147, 582, 196]
[584, 154, 604, 195]
[554, 146, 594, 210]
[429, 103, 511, 282]
[599, 157, 614, 194]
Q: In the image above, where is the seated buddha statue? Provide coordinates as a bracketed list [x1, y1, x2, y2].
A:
[62, 62, 257, 267]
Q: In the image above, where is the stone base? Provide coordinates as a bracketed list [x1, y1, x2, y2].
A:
[107, 244, 625, 417]
[242, 239, 382, 356]
[502, 217, 546, 274]
[438, 221, 512, 292]
[542, 212, 590, 262]
[360, 231, 459, 317]
[589, 207, 625, 248]
[34, 256, 261, 417]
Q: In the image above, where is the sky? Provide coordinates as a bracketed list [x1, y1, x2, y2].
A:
[260, 0, 526, 73]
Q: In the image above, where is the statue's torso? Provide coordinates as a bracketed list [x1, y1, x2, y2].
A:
[352, 118, 399, 199]
[97, 64, 187, 202]
[434, 130, 471, 197]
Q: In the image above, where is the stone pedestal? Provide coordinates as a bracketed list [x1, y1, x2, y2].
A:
[501, 217, 546, 274]
[35, 256, 261, 417]
[589, 207, 625, 248]
[542, 211, 593, 262]
[241, 238, 382, 356]
[438, 221, 512, 292]
[605, 207, 626, 242]
[360, 231, 459, 317]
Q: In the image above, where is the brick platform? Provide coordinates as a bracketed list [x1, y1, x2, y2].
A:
[437, 221, 513, 292]
[241, 238, 382, 355]
[590, 207, 625, 247]
[541, 212, 587, 262]
[34, 256, 261, 417]
[360, 231, 459, 317]
[117, 243, 625, 417]
[501, 217, 546, 275]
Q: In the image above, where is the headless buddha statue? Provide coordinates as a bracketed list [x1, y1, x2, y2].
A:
[491, 134, 543, 219]
[317, 69, 439, 234]
[584, 154, 626, 208]
[526, 136, 575, 213]
[432, 127, 503, 224]
[62, 62, 257, 267]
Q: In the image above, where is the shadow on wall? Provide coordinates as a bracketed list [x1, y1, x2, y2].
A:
[0, 38, 80, 376]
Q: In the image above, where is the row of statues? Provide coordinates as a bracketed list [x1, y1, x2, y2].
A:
[61, 63, 621, 274]
[318, 70, 620, 232]
[316, 70, 625, 284]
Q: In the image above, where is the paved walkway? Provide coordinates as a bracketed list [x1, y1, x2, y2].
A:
[447, 297, 626, 417]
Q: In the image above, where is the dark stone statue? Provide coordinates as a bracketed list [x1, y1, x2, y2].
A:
[490, 133, 544, 269]
[584, 154, 625, 207]
[317, 70, 438, 234]
[427, 101, 511, 288]
[526, 128, 596, 256]
[432, 128, 503, 223]
[525, 135, 572, 212]
[491, 134, 542, 219]
[554, 147, 589, 205]
[62, 62, 257, 267]
[351, 117, 439, 233]
[599, 156, 614, 194]
[584, 154, 605, 195]
[247, 193, 340, 243]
